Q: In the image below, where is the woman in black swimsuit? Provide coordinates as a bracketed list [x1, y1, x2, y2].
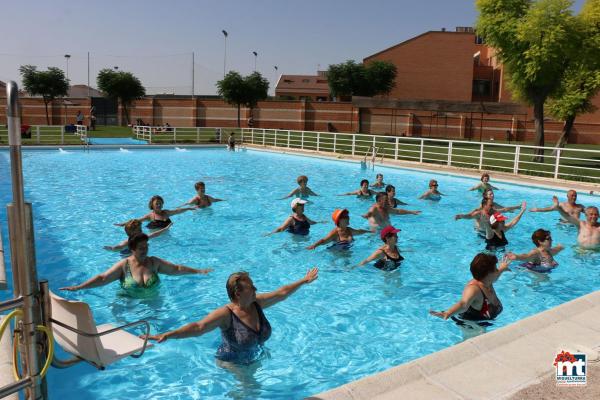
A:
[266, 198, 319, 236]
[484, 202, 527, 251]
[146, 268, 319, 364]
[116, 195, 195, 230]
[357, 225, 404, 270]
[429, 253, 511, 322]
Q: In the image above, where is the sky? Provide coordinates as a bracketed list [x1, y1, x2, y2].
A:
[0, 0, 586, 96]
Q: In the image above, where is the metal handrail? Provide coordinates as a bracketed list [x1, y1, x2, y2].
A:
[0, 229, 6, 291]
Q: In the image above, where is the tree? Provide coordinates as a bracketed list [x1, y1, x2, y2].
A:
[327, 60, 397, 100]
[19, 65, 69, 125]
[97, 69, 145, 125]
[216, 71, 269, 127]
[476, 0, 579, 161]
[548, 0, 600, 150]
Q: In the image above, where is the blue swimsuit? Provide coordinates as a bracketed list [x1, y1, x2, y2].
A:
[216, 302, 272, 364]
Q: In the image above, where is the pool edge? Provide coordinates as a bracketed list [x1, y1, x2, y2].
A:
[309, 289, 600, 400]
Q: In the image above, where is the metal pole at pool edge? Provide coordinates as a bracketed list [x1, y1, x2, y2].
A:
[6, 81, 47, 400]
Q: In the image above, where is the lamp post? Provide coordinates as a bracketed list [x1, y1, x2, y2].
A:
[222, 30, 228, 78]
[64, 54, 71, 81]
[252, 51, 258, 72]
[114, 66, 119, 71]
[274, 66, 278, 96]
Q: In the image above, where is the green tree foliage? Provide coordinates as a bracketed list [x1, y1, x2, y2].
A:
[327, 60, 397, 100]
[19, 65, 69, 125]
[97, 69, 145, 125]
[548, 0, 600, 149]
[216, 71, 269, 127]
[476, 0, 579, 161]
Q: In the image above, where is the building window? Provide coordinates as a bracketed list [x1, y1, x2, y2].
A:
[284, 79, 293, 83]
[302, 79, 310, 83]
[475, 35, 484, 45]
[473, 80, 491, 96]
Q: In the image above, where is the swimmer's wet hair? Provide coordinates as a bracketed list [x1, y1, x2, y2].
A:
[376, 192, 387, 201]
[124, 219, 142, 237]
[481, 172, 490, 181]
[470, 253, 498, 280]
[531, 229, 550, 246]
[385, 185, 395, 193]
[226, 271, 250, 301]
[128, 233, 149, 251]
[376, 173, 383, 178]
[482, 189, 494, 199]
[429, 179, 437, 187]
[148, 195, 164, 209]
[297, 175, 308, 184]
[360, 179, 369, 186]
[194, 181, 205, 190]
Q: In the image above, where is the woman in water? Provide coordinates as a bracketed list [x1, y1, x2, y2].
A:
[356, 225, 404, 271]
[61, 233, 212, 295]
[484, 203, 526, 251]
[180, 181, 224, 208]
[507, 229, 564, 272]
[104, 218, 171, 254]
[370, 173, 386, 189]
[266, 198, 318, 236]
[117, 195, 195, 230]
[430, 253, 511, 323]
[418, 179, 444, 201]
[469, 172, 498, 193]
[280, 175, 319, 199]
[307, 209, 370, 250]
[338, 179, 377, 199]
[146, 268, 319, 364]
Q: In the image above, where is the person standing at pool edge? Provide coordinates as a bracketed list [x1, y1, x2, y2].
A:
[228, 132, 236, 151]
[146, 268, 318, 364]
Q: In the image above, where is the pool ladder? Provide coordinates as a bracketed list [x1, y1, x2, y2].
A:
[361, 146, 379, 170]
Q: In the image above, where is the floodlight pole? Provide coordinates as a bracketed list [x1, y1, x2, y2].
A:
[222, 30, 228, 78]
[64, 54, 71, 81]
[253, 51, 258, 72]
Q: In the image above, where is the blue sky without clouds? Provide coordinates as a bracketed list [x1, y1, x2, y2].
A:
[0, 0, 586, 95]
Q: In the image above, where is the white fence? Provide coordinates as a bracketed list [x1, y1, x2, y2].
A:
[75, 124, 88, 144]
[133, 126, 223, 144]
[236, 128, 600, 184]
[0, 125, 86, 145]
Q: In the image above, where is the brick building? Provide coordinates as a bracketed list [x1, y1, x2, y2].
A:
[274, 71, 331, 101]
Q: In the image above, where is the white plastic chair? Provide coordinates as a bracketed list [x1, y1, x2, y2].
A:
[49, 291, 152, 369]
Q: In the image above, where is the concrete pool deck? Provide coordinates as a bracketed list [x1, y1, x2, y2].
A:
[310, 290, 600, 400]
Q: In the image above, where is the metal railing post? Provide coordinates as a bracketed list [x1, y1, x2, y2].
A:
[478, 143, 484, 170]
[333, 134, 337, 153]
[262, 129, 266, 146]
[317, 132, 320, 151]
[419, 139, 424, 163]
[352, 135, 356, 156]
[37, 126, 41, 144]
[394, 137, 399, 160]
[196, 127, 200, 144]
[274, 130, 277, 147]
[173, 127, 177, 143]
[301, 131, 305, 149]
[554, 149, 562, 179]
[287, 130, 291, 148]
[241, 128, 244, 144]
[372, 135, 376, 150]
[5, 81, 46, 399]
[447, 141, 453, 166]
[513, 146, 521, 175]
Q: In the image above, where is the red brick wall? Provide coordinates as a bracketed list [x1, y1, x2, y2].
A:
[365, 32, 478, 102]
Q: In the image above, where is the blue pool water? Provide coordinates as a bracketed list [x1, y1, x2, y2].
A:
[88, 137, 148, 145]
[0, 148, 599, 399]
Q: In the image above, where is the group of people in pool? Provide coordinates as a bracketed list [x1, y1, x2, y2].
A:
[59, 171, 600, 363]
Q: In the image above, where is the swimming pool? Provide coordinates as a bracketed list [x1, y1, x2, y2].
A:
[0, 147, 599, 399]
[87, 137, 148, 145]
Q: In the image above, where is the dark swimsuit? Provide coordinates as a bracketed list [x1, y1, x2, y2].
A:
[146, 212, 172, 229]
[485, 230, 508, 251]
[193, 196, 212, 208]
[374, 248, 404, 271]
[287, 215, 310, 236]
[216, 302, 272, 364]
[459, 285, 503, 321]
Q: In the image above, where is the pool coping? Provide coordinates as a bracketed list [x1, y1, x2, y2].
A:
[309, 290, 600, 400]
